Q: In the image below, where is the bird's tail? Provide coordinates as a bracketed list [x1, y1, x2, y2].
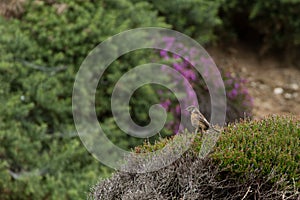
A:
[209, 125, 221, 132]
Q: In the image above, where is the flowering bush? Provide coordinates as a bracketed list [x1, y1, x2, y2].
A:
[224, 72, 253, 118]
[158, 36, 253, 131]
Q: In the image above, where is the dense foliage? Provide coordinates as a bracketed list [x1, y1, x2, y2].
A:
[220, 0, 300, 61]
[144, 0, 300, 60]
[93, 116, 300, 199]
[144, 0, 224, 44]
[0, 0, 169, 199]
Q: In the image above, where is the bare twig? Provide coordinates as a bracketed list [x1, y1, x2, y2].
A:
[241, 186, 252, 200]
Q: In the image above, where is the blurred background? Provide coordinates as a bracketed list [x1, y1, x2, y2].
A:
[0, 0, 299, 199]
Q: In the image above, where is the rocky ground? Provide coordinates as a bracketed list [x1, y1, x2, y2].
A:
[208, 43, 300, 120]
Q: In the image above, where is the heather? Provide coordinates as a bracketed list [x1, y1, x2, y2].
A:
[158, 37, 253, 132]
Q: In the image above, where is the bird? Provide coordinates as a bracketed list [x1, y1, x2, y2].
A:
[185, 105, 210, 134]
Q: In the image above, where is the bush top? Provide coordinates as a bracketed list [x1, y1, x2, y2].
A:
[135, 115, 300, 188]
[213, 115, 300, 187]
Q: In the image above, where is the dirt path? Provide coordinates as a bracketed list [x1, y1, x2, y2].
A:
[207, 43, 300, 120]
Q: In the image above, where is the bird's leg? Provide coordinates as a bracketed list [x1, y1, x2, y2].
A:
[194, 127, 198, 134]
[199, 128, 204, 139]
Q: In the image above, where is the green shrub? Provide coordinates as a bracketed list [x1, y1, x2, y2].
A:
[213, 115, 300, 188]
[220, 0, 300, 56]
[0, 0, 170, 199]
[143, 0, 224, 44]
[0, 19, 110, 200]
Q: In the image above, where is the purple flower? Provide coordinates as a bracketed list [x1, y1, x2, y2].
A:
[246, 96, 254, 106]
[225, 72, 232, 78]
[163, 36, 175, 43]
[173, 54, 180, 59]
[200, 56, 211, 66]
[225, 79, 233, 85]
[182, 69, 196, 81]
[187, 87, 196, 99]
[189, 71, 196, 81]
[160, 99, 171, 109]
[241, 88, 249, 95]
[183, 56, 191, 63]
[182, 60, 190, 68]
[163, 36, 175, 49]
[175, 104, 180, 115]
[234, 83, 239, 89]
[189, 47, 198, 57]
[240, 78, 247, 83]
[180, 47, 189, 55]
[160, 50, 169, 59]
[228, 89, 238, 99]
[173, 62, 183, 71]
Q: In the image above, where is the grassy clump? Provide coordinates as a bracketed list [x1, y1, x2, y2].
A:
[212, 115, 300, 188]
[92, 116, 300, 199]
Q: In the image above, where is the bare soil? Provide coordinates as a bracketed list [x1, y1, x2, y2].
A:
[207, 43, 300, 120]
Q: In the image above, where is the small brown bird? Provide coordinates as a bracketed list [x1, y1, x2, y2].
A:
[185, 105, 210, 134]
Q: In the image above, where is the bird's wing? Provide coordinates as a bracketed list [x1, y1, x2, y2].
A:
[195, 111, 210, 127]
